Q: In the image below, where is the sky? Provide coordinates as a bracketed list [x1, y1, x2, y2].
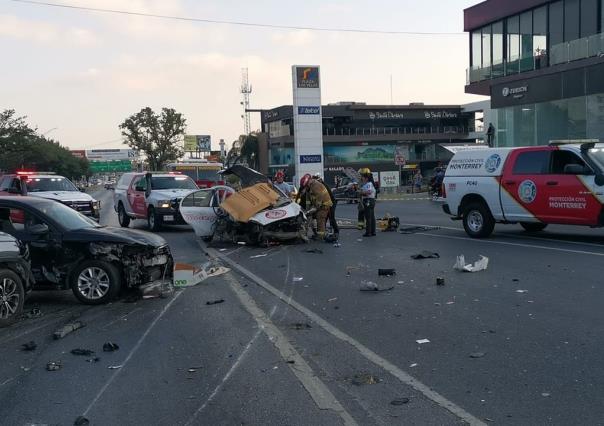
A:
[1, 0, 487, 151]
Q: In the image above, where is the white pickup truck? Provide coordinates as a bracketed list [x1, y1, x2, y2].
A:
[442, 142, 604, 238]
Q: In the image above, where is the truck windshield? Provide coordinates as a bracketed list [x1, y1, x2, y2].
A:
[587, 148, 604, 172]
[151, 176, 198, 190]
[26, 177, 78, 192]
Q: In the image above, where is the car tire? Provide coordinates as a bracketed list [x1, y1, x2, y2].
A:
[462, 202, 495, 238]
[118, 203, 130, 228]
[0, 269, 25, 327]
[520, 222, 548, 232]
[71, 260, 121, 305]
[147, 207, 162, 231]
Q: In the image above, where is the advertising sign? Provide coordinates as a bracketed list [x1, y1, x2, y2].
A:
[296, 67, 320, 88]
[380, 171, 400, 188]
[85, 149, 137, 161]
[184, 135, 211, 151]
[394, 147, 407, 166]
[297, 106, 321, 115]
[300, 155, 322, 164]
[324, 145, 396, 164]
[70, 150, 86, 159]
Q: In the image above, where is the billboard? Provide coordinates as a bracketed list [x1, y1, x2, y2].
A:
[85, 149, 137, 161]
[324, 145, 397, 164]
[296, 67, 320, 88]
[185, 135, 211, 151]
[70, 150, 86, 159]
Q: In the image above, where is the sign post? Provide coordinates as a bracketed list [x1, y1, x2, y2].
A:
[394, 147, 406, 192]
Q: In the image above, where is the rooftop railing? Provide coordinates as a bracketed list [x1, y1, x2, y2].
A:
[322, 126, 481, 137]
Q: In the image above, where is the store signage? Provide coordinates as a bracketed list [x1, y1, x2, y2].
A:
[298, 106, 321, 115]
[300, 155, 322, 164]
[502, 85, 528, 98]
[380, 171, 400, 188]
[264, 110, 279, 120]
[369, 111, 405, 120]
[85, 149, 138, 161]
[296, 67, 320, 88]
[424, 111, 458, 119]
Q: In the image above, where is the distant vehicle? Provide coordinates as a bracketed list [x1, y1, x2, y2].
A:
[0, 172, 100, 220]
[166, 160, 224, 188]
[0, 197, 173, 305]
[332, 176, 359, 203]
[442, 142, 604, 238]
[104, 182, 115, 190]
[0, 230, 32, 326]
[113, 172, 199, 231]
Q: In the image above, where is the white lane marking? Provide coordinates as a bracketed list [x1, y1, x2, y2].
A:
[82, 291, 183, 416]
[417, 233, 604, 257]
[207, 247, 486, 426]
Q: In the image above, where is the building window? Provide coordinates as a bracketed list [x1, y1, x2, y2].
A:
[507, 15, 520, 74]
[565, 0, 580, 41]
[533, 6, 548, 68]
[549, 1, 564, 47]
[581, 0, 598, 37]
[471, 30, 481, 67]
[492, 21, 504, 76]
[482, 25, 492, 67]
[520, 11, 533, 71]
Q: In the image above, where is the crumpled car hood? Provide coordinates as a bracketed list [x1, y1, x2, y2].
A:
[68, 227, 167, 247]
[219, 165, 268, 188]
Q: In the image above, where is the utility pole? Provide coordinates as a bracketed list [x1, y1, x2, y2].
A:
[240, 68, 252, 135]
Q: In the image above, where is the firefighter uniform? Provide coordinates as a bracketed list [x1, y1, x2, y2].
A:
[307, 179, 333, 238]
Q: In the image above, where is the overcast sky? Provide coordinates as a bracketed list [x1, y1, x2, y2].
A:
[1, 0, 486, 151]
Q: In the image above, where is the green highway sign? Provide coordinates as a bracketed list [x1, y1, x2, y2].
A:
[89, 160, 133, 173]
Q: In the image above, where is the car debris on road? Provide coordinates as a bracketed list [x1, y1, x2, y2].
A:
[454, 255, 489, 272]
[54, 320, 85, 340]
[21, 341, 37, 351]
[411, 251, 440, 259]
[103, 342, 119, 352]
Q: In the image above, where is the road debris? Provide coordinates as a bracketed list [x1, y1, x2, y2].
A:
[411, 251, 440, 260]
[516, 290, 529, 294]
[86, 357, 101, 363]
[293, 277, 304, 282]
[303, 248, 323, 254]
[399, 225, 440, 234]
[71, 348, 95, 356]
[409, 363, 418, 368]
[250, 254, 268, 259]
[469, 352, 486, 358]
[512, 278, 520, 282]
[206, 299, 225, 306]
[454, 255, 489, 272]
[21, 341, 37, 351]
[22, 307, 42, 319]
[53, 320, 85, 340]
[333, 242, 341, 248]
[541, 392, 551, 397]
[416, 339, 430, 344]
[103, 342, 119, 352]
[46, 361, 61, 371]
[436, 277, 446, 286]
[351, 373, 380, 386]
[74, 415, 90, 426]
[174, 263, 230, 288]
[390, 397, 411, 405]
[20, 366, 30, 372]
[290, 322, 312, 330]
[141, 280, 174, 299]
[360, 281, 394, 292]
[328, 297, 338, 302]
[377, 215, 400, 232]
[378, 268, 396, 276]
[219, 248, 227, 252]
[108, 365, 123, 369]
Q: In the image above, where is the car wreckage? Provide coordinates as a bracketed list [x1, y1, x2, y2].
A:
[0, 197, 174, 305]
[180, 165, 308, 245]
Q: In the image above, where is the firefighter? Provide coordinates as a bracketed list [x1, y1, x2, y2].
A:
[300, 173, 333, 240]
[357, 167, 371, 229]
[313, 173, 339, 239]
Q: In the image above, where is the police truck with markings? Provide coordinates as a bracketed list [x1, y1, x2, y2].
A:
[441, 141, 604, 238]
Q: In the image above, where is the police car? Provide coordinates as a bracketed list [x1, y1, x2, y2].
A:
[441, 141, 604, 238]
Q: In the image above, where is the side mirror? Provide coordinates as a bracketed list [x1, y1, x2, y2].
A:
[595, 174, 604, 187]
[29, 223, 49, 236]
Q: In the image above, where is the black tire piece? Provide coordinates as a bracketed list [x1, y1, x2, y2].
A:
[520, 222, 548, 232]
[462, 201, 495, 238]
[0, 269, 25, 327]
[147, 207, 162, 232]
[118, 203, 130, 228]
[71, 260, 121, 305]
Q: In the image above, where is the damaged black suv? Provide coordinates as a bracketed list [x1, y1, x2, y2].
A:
[0, 197, 174, 305]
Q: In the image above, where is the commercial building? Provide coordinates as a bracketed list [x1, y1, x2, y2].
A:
[258, 102, 480, 186]
[465, 0, 604, 147]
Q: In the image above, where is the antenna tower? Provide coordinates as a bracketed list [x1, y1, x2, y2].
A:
[240, 68, 252, 135]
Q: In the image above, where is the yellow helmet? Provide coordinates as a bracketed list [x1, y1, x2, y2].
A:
[358, 167, 371, 175]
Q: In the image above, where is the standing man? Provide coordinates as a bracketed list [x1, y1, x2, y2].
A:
[357, 167, 371, 229]
[273, 170, 293, 197]
[313, 173, 339, 239]
[299, 174, 333, 241]
[413, 169, 423, 193]
[360, 172, 376, 237]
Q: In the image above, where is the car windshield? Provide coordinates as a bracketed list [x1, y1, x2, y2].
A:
[151, 176, 198, 190]
[26, 177, 78, 192]
[38, 201, 101, 230]
[586, 148, 604, 172]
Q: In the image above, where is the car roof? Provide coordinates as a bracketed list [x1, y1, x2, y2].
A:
[0, 196, 57, 207]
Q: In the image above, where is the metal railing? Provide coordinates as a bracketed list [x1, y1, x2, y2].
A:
[550, 33, 604, 65]
[322, 126, 480, 136]
[467, 54, 548, 84]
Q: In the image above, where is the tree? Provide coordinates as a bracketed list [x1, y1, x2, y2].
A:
[240, 133, 259, 170]
[119, 107, 186, 171]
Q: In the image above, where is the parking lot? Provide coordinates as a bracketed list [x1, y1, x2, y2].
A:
[2, 189, 604, 425]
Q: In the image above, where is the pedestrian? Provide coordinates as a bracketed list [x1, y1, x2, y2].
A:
[413, 169, 423, 193]
[313, 173, 339, 239]
[360, 172, 376, 237]
[299, 174, 333, 241]
[357, 167, 371, 229]
[273, 170, 293, 197]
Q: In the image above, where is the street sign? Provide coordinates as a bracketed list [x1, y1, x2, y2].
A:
[89, 160, 132, 173]
[394, 147, 406, 166]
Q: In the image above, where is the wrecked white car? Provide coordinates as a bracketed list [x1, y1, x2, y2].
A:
[180, 165, 308, 245]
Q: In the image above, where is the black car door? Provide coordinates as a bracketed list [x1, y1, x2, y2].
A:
[0, 206, 64, 286]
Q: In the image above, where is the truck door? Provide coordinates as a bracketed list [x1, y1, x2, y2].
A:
[128, 176, 147, 218]
[500, 148, 553, 222]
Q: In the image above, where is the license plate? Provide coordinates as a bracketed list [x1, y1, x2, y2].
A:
[163, 215, 174, 221]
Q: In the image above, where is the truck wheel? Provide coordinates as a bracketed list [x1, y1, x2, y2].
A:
[71, 260, 121, 305]
[0, 269, 25, 327]
[118, 203, 130, 228]
[463, 202, 495, 238]
[147, 207, 162, 231]
[520, 222, 548, 232]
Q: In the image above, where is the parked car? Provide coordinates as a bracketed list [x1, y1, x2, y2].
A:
[0, 172, 100, 220]
[442, 142, 604, 238]
[0, 229, 32, 326]
[113, 172, 199, 231]
[0, 197, 174, 305]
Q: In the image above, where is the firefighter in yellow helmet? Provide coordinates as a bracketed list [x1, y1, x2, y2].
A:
[300, 173, 333, 240]
[357, 167, 371, 229]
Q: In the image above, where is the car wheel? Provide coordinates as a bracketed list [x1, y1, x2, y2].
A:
[520, 222, 548, 232]
[147, 207, 162, 231]
[71, 260, 121, 305]
[0, 269, 25, 327]
[462, 202, 495, 238]
[118, 203, 130, 228]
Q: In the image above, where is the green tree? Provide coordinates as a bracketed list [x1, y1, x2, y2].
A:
[119, 107, 186, 171]
[240, 133, 259, 170]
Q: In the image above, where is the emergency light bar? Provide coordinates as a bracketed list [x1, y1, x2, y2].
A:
[16, 171, 56, 175]
[549, 139, 600, 146]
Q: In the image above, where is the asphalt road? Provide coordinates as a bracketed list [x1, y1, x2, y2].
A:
[1, 190, 604, 425]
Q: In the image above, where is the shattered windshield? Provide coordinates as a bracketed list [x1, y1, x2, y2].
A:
[26, 177, 78, 192]
[151, 176, 198, 190]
